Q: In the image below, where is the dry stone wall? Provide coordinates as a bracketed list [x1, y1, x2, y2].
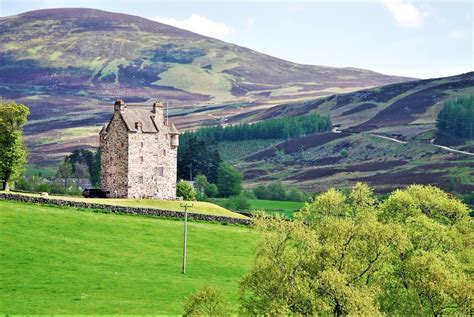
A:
[0, 193, 251, 225]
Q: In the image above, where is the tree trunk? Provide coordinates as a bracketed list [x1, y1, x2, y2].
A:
[2, 180, 9, 191]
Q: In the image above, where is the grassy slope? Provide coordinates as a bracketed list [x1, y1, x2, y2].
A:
[0, 200, 257, 314]
[3, 191, 246, 219]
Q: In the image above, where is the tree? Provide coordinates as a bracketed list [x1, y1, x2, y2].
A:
[0, 102, 29, 190]
[183, 286, 228, 316]
[286, 188, 306, 202]
[176, 180, 196, 201]
[436, 95, 474, 140]
[57, 149, 101, 186]
[217, 163, 242, 197]
[253, 185, 271, 200]
[240, 184, 471, 315]
[267, 183, 287, 201]
[178, 135, 222, 183]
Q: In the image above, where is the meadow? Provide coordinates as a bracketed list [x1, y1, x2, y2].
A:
[247, 199, 304, 218]
[0, 200, 257, 314]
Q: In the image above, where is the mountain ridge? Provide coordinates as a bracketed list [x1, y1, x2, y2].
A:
[0, 8, 411, 163]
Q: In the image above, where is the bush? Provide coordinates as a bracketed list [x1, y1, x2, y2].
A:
[176, 180, 196, 201]
[340, 148, 349, 158]
[253, 185, 271, 200]
[286, 188, 306, 202]
[219, 195, 250, 211]
[241, 189, 256, 200]
[205, 183, 219, 198]
[183, 285, 228, 316]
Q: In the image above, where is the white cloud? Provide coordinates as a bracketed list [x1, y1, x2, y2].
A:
[382, 0, 424, 27]
[152, 14, 232, 40]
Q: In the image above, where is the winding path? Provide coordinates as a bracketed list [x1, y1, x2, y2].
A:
[332, 127, 474, 156]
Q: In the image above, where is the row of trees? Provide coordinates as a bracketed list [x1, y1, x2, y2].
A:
[436, 95, 474, 140]
[176, 164, 243, 200]
[182, 113, 332, 143]
[184, 184, 472, 315]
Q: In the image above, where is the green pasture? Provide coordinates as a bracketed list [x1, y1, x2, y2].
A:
[0, 200, 257, 314]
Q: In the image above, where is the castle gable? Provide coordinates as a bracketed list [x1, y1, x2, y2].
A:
[120, 110, 159, 133]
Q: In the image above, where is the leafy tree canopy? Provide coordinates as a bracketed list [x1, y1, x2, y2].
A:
[240, 183, 472, 315]
[217, 163, 242, 197]
[0, 101, 29, 190]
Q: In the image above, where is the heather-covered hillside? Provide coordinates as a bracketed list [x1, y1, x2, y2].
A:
[0, 8, 410, 163]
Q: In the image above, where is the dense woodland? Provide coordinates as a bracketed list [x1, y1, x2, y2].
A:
[177, 113, 331, 188]
[182, 114, 332, 142]
[436, 95, 474, 140]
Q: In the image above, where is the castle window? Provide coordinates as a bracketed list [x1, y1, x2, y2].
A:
[158, 167, 164, 177]
[141, 142, 144, 148]
[140, 156, 144, 163]
[139, 176, 144, 184]
[163, 149, 166, 156]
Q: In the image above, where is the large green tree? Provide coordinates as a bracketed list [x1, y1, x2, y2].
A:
[216, 163, 242, 197]
[240, 183, 472, 315]
[0, 102, 29, 190]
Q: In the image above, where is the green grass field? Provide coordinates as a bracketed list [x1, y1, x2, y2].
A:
[248, 199, 304, 218]
[3, 191, 246, 219]
[0, 200, 257, 314]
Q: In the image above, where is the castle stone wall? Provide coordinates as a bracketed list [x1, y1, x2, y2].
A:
[100, 112, 129, 198]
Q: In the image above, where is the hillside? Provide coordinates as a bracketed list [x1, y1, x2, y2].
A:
[220, 73, 474, 195]
[0, 8, 411, 163]
[0, 200, 256, 314]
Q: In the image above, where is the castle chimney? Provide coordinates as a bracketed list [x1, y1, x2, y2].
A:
[152, 100, 164, 113]
[114, 99, 126, 112]
[152, 101, 165, 124]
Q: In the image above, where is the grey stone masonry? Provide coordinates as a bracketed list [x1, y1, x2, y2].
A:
[100, 100, 180, 199]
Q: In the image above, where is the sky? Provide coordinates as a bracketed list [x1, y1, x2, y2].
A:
[0, 0, 472, 79]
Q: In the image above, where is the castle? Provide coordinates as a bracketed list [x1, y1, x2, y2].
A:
[99, 99, 179, 199]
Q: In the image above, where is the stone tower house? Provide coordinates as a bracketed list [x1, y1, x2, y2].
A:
[99, 99, 179, 199]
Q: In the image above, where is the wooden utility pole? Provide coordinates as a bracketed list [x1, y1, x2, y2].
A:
[181, 203, 193, 274]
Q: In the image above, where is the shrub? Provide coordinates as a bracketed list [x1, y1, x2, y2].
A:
[286, 188, 306, 202]
[227, 195, 250, 211]
[183, 285, 228, 316]
[340, 148, 349, 158]
[253, 185, 271, 200]
[176, 180, 196, 201]
[205, 183, 219, 198]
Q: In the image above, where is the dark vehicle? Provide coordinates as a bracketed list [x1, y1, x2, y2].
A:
[82, 188, 109, 198]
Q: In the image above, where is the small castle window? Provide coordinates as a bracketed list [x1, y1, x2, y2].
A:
[139, 176, 144, 184]
[163, 149, 166, 156]
[158, 167, 164, 177]
[140, 156, 144, 163]
[165, 134, 168, 140]
[141, 142, 144, 148]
